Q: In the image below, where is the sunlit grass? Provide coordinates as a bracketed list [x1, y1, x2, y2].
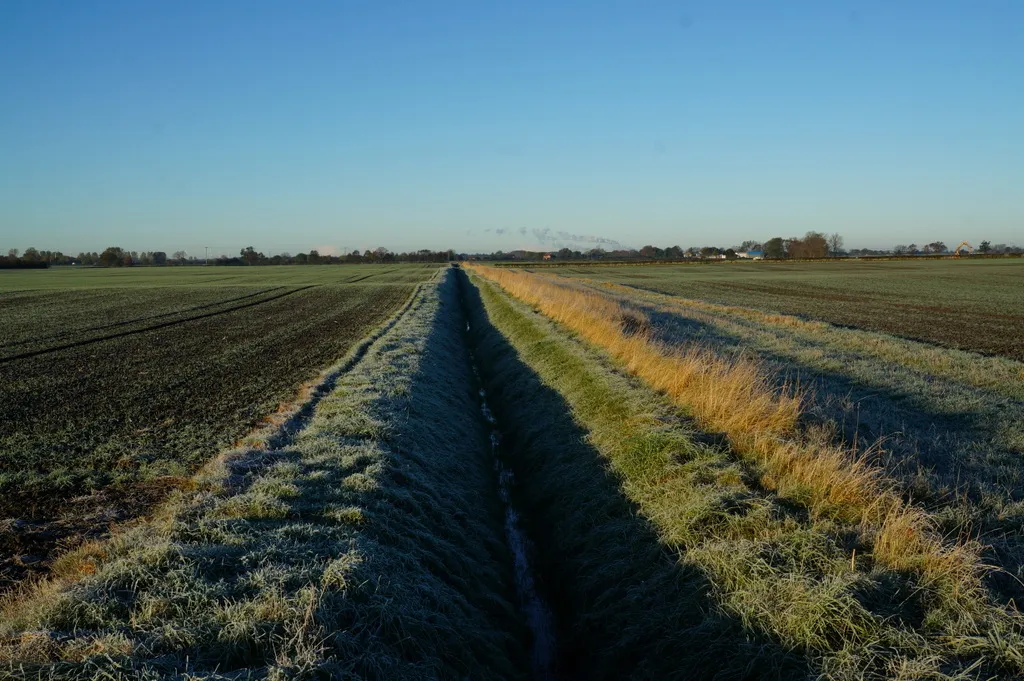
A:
[468, 264, 1005, 638]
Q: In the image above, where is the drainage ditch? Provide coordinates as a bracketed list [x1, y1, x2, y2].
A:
[466, 316, 559, 680]
[455, 267, 812, 680]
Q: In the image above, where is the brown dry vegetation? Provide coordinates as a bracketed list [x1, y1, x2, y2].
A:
[571, 276, 1024, 393]
[467, 264, 995, 624]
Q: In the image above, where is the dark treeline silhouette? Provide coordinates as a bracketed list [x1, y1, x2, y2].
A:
[1, 246, 458, 268]
[224, 246, 458, 265]
[472, 231, 1022, 262]
[1, 248, 76, 269]
[4, 236, 1022, 269]
[472, 232, 844, 261]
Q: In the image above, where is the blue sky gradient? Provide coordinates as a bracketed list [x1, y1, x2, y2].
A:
[2, 1, 1022, 255]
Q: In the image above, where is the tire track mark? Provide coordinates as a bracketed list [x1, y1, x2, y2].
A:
[343, 267, 399, 283]
[0, 286, 315, 365]
[2, 287, 287, 350]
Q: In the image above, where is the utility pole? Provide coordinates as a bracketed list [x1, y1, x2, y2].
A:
[205, 246, 209, 265]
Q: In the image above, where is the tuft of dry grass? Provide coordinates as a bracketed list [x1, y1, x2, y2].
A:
[468, 264, 990, 621]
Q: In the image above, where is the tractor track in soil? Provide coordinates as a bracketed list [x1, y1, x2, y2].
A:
[0, 287, 288, 351]
[0, 286, 316, 365]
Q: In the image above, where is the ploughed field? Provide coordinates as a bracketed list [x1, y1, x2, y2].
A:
[0, 265, 434, 589]
[553, 258, 1024, 360]
[3, 262, 1024, 681]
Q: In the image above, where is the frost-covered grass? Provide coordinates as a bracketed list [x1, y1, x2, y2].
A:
[1, 271, 526, 680]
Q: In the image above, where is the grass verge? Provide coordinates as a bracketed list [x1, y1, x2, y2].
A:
[466, 265, 1024, 679]
[555, 272, 1024, 606]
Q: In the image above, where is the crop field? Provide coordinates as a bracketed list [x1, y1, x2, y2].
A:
[3, 263, 1024, 680]
[551, 259, 1024, 360]
[0, 265, 435, 590]
[0, 263, 436, 291]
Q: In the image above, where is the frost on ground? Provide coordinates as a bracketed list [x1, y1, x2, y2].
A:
[1, 270, 526, 680]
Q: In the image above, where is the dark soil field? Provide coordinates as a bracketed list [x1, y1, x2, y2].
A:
[553, 259, 1024, 360]
[0, 265, 433, 590]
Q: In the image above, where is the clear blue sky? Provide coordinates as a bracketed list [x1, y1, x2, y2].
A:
[2, 1, 1022, 256]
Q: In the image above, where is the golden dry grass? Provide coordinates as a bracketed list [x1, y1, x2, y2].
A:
[468, 264, 987, 617]
[567, 275, 1024, 396]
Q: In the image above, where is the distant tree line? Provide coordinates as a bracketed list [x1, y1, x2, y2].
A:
[1, 246, 458, 268]
[5, 236, 1022, 269]
[472, 232, 1023, 262]
[890, 241, 1023, 256]
[222, 246, 458, 266]
[1, 247, 77, 268]
[0, 247, 174, 268]
[472, 232, 846, 262]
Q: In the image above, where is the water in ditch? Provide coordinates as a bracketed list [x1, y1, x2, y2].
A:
[467, 322, 558, 680]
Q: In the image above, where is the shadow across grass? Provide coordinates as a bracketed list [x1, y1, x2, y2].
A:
[458, 271, 808, 681]
[639, 302, 1024, 609]
[637, 303, 1021, 505]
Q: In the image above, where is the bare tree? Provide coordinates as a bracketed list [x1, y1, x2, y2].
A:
[827, 233, 844, 256]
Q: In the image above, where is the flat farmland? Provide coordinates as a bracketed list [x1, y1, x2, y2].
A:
[553, 259, 1024, 360]
[0, 265, 435, 589]
[4, 266, 1024, 680]
[0, 262, 435, 291]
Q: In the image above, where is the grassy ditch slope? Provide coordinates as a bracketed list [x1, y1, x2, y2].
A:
[1, 269, 527, 680]
[553, 270, 1024, 605]
[467, 265, 1024, 680]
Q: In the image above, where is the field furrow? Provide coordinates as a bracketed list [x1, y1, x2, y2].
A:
[0, 286, 287, 352]
[0, 269, 435, 593]
[552, 270, 1024, 605]
[554, 260, 1024, 360]
[0, 286, 313, 363]
[1, 271, 531, 679]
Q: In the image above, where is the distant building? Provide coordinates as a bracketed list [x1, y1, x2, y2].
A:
[542, 253, 554, 260]
[739, 251, 764, 260]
